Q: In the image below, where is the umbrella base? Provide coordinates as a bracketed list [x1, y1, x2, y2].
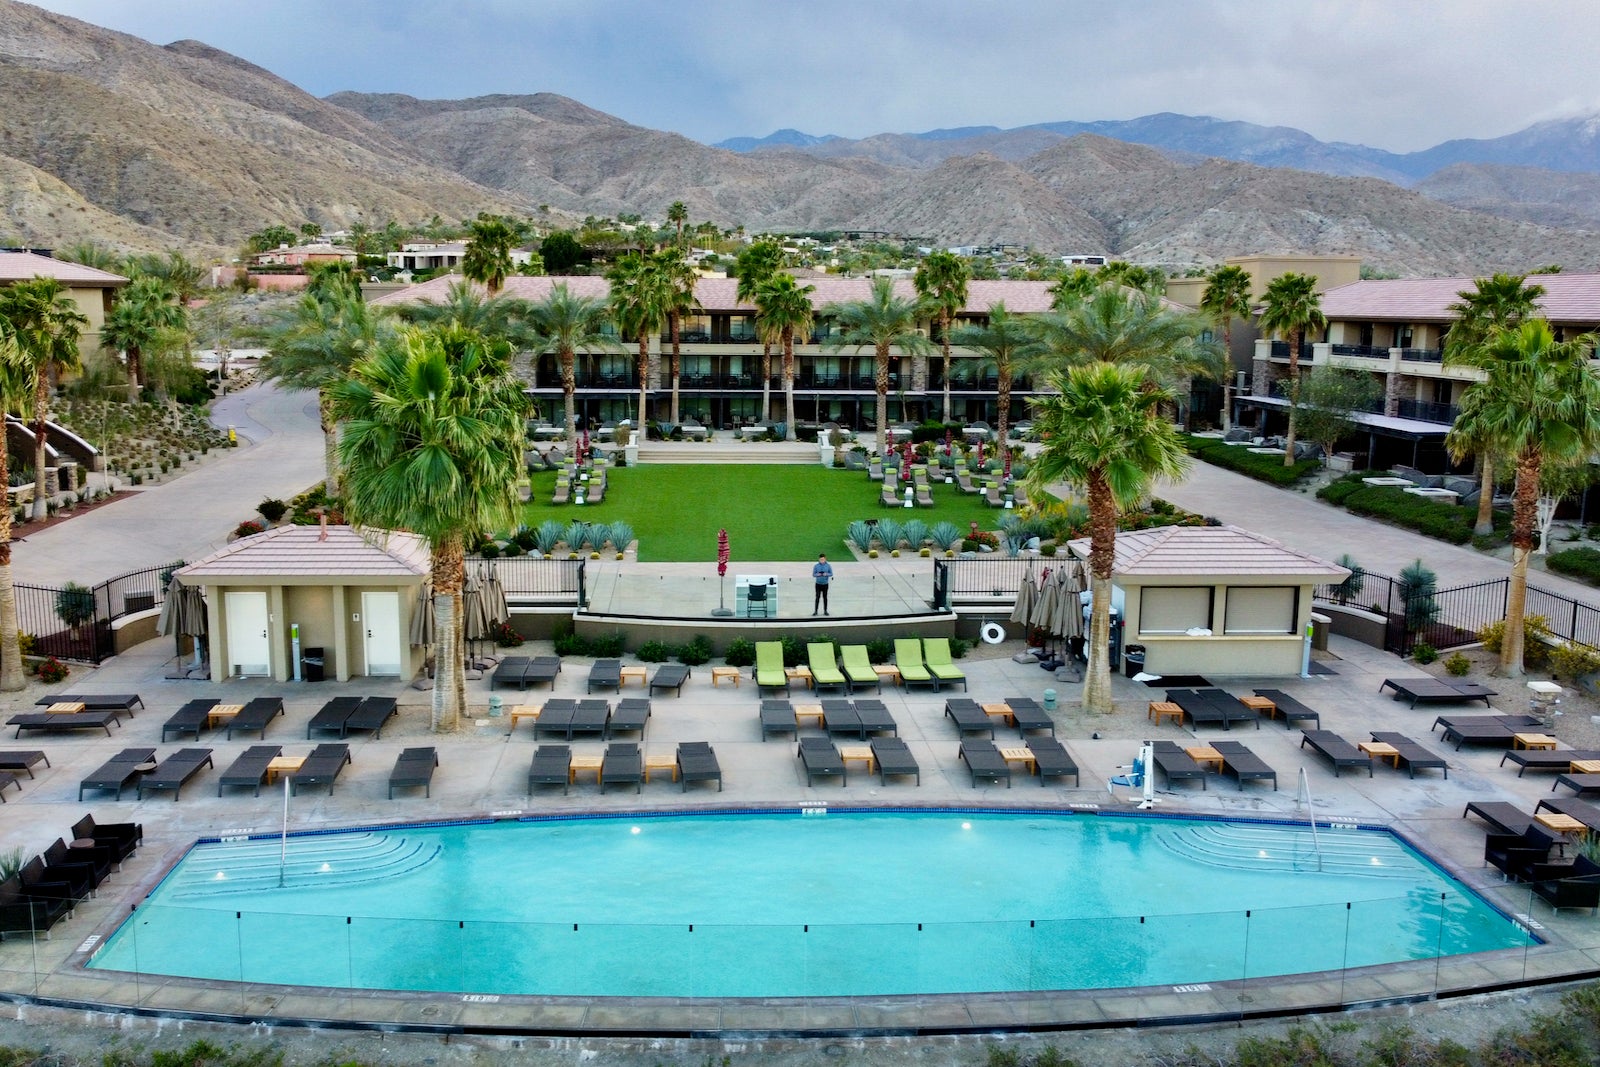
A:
[710, 609, 734, 617]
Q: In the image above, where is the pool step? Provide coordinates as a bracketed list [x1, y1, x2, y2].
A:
[1157, 824, 1418, 880]
[168, 833, 441, 897]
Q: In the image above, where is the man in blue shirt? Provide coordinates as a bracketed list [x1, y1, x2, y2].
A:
[812, 553, 834, 615]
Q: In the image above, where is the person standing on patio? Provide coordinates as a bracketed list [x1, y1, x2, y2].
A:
[812, 554, 834, 615]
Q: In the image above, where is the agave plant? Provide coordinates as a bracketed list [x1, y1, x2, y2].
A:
[847, 520, 875, 553]
[901, 519, 929, 549]
[608, 521, 635, 553]
[586, 522, 612, 552]
[563, 520, 592, 551]
[929, 521, 962, 551]
[998, 515, 1029, 556]
[534, 520, 564, 555]
[875, 518, 905, 551]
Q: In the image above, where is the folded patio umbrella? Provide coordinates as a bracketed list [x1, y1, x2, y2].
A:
[479, 562, 509, 627]
[409, 583, 435, 647]
[461, 571, 490, 658]
[1010, 566, 1037, 628]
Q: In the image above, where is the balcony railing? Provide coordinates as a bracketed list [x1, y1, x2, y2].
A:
[1399, 348, 1443, 363]
[677, 373, 765, 389]
[1268, 340, 1316, 360]
[1330, 344, 1390, 359]
[1396, 399, 1459, 424]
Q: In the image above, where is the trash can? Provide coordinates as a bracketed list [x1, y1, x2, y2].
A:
[1310, 612, 1331, 652]
[301, 646, 325, 683]
[1123, 645, 1146, 678]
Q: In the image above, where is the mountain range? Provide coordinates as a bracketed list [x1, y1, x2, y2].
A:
[0, 0, 1596, 276]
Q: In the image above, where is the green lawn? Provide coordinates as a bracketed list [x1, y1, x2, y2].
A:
[521, 464, 1004, 561]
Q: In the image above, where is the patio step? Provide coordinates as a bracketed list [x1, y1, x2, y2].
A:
[637, 442, 820, 465]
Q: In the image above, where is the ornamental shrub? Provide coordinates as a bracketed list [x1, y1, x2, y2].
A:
[1444, 652, 1471, 677]
[492, 622, 524, 648]
[636, 640, 673, 662]
[34, 657, 68, 684]
[1549, 546, 1600, 585]
[722, 638, 756, 668]
[589, 631, 626, 658]
[677, 634, 713, 666]
[233, 519, 265, 539]
[257, 497, 288, 523]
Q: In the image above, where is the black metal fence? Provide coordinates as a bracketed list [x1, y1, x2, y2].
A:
[932, 556, 1043, 609]
[15, 561, 183, 664]
[470, 556, 585, 605]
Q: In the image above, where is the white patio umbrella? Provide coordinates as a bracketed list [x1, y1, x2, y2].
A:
[1009, 565, 1037, 630]
[479, 562, 510, 628]
[408, 582, 435, 647]
[1059, 560, 1086, 641]
[157, 575, 207, 668]
[461, 570, 491, 660]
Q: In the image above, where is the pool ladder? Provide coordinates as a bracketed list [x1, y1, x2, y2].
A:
[1297, 767, 1325, 872]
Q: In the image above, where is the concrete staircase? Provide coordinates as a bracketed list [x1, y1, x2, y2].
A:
[638, 440, 820, 465]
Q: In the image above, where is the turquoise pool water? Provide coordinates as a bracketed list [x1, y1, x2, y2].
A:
[89, 811, 1531, 997]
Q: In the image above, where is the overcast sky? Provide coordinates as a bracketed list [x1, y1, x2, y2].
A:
[27, 0, 1600, 151]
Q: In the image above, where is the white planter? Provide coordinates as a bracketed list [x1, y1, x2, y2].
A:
[819, 445, 835, 468]
[624, 443, 639, 466]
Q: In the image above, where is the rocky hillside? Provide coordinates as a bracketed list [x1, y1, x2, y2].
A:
[1416, 163, 1600, 231]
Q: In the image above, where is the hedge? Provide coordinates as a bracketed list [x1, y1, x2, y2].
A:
[1549, 546, 1600, 586]
[1179, 435, 1320, 486]
[1315, 476, 1474, 544]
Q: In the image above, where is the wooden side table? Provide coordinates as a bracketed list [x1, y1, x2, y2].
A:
[1148, 701, 1182, 726]
[873, 665, 902, 685]
[1359, 741, 1402, 768]
[837, 744, 875, 774]
[508, 704, 542, 734]
[1514, 733, 1558, 750]
[998, 746, 1036, 773]
[710, 666, 742, 688]
[982, 703, 1015, 725]
[786, 666, 813, 689]
[1239, 695, 1275, 719]
[568, 754, 604, 784]
[794, 704, 825, 727]
[1184, 745, 1223, 772]
[620, 666, 648, 688]
[265, 756, 304, 783]
[644, 753, 678, 782]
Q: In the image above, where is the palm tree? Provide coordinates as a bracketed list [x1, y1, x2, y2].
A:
[652, 249, 698, 423]
[461, 214, 518, 295]
[396, 280, 531, 350]
[99, 276, 184, 391]
[1024, 284, 1222, 403]
[914, 252, 971, 424]
[59, 242, 124, 274]
[754, 274, 816, 439]
[950, 302, 1038, 446]
[666, 201, 688, 247]
[1199, 264, 1253, 431]
[1048, 269, 1098, 309]
[525, 283, 617, 449]
[261, 286, 394, 494]
[606, 252, 670, 429]
[1026, 362, 1189, 714]
[1446, 319, 1600, 677]
[735, 241, 783, 420]
[1446, 273, 1547, 536]
[0, 278, 90, 520]
[1256, 272, 1327, 465]
[139, 251, 206, 308]
[333, 325, 526, 731]
[825, 278, 931, 457]
[0, 326, 28, 691]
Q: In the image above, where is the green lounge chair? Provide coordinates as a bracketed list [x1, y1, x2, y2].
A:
[808, 643, 850, 694]
[894, 638, 937, 690]
[839, 645, 881, 692]
[923, 638, 967, 692]
[755, 641, 789, 694]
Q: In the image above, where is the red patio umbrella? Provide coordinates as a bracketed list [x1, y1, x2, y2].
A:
[901, 439, 913, 480]
[713, 529, 733, 616]
[1003, 448, 1013, 482]
[581, 430, 590, 462]
[944, 429, 952, 456]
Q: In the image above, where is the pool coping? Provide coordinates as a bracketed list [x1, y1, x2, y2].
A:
[11, 801, 1600, 1037]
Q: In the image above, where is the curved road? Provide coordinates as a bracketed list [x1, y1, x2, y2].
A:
[14, 382, 325, 587]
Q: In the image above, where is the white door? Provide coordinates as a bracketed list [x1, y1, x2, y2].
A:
[225, 591, 270, 677]
[362, 591, 402, 677]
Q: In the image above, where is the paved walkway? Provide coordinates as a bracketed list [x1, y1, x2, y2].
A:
[14, 382, 325, 587]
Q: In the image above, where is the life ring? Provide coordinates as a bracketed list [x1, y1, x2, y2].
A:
[980, 622, 1006, 645]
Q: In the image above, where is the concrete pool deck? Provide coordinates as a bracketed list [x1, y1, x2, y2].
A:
[1, 631, 1599, 1035]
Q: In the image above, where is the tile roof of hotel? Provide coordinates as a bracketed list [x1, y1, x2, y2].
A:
[179, 525, 431, 580]
[1068, 523, 1350, 579]
[1320, 273, 1600, 322]
[0, 251, 128, 285]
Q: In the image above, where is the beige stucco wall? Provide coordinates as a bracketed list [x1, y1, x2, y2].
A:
[1230, 255, 1362, 301]
[1120, 574, 1316, 678]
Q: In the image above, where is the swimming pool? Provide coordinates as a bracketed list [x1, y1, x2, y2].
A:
[90, 810, 1532, 998]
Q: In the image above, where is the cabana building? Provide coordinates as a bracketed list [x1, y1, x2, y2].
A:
[1068, 524, 1349, 678]
[179, 525, 430, 683]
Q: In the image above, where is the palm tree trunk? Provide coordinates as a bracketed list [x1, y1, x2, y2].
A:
[761, 343, 772, 422]
[31, 377, 49, 521]
[430, 537, 465, 731]
[561, 349, 578, 451]
[1503, 449, 1540, 678]
[1220, 320, 1233, 431]
[636, 335, 649, 431]
[941, 313, 952, 424]
[0, 426, 22, 692]
[997, 369, 1012, 447]
[670, 313, 681, 423]
[1282, 329, 1300, 466]
[1475, 454, 1496, 536]
[128, 344, 143, 391]
[1083, 469, 1117, 714]
[782, 330, 796, 441]
[875, 344, 890, 459]
[318, 389, 340, 497]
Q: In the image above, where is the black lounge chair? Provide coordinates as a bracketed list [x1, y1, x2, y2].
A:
[649, 664, 690, 697]
[588, 658, 622, 693]
[1485, 825, 1554, 880]
[1439, 719, 1524, 750]
[0, 751, 48, 778]
[944, 698, 995, 738]
[760, 700, 797, 740]
[1463, 800, 1535, 836]
[523, 656, 561, 690]
[1150, 741, 1209, 790]
[78, 747, 157, 801]
[608, 698, 650, 740]
[871, 737, 920, 785]
[853, 699, 898, 737]
[959, 740, 1011, 787]
[290, 744, 351, 796]
[1251, 689, 1322, 730]
[306, 697, 361, 739]
[822, 700, 864, 741]
[798, 737, 847, 786]
[1536, 797, 1600, 833]
[34, 693, 143, 712]
[43, 837, 111, 892]
[161, 699, 218, 742]
[1381, 677, 1497, 707]
[1301, 730, 1373, 777]
[529, 745, 571, 794]
[389, 748, 438, 798]
[0, 873, 73, 940]
[9, 710, 120, 738]
[218, 745, 282, 796]
[569, 699, 612, 741]
[1433, 713, 1541, 736]
[677, 742, 722, 792]
[1005, 696, 1055, 737]
[1166, 688, 1258, 730]
[491, 656, 532, 690]
[1030, 738, 1079, 786]
[534, 699, 577, 740]
[1553, 773, 1600, 797]
[1529, 855, 1600, 913]
[344, 697, 397, 738]
[1369, 731, 1448, 778]
[600, 742, 642, 793]
[1210, 740, 1277, 791]
[22, 854, 90, 908]
[1503, 748, 1600, 776]
[137, 748, 214, 800]
[0, 772, 17, 802]
[70, 813, 141, 864]
[227, 697, 285, 740]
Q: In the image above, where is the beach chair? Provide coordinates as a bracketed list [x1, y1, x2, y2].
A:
[838, 645, 880, 692]
[676, 742, 722, 792]
[797, 737, 846, 786]
[27, 852, 93, 905]
[808, 643, 849, 694]
[1150, 741, 1209, 790]
[161, 699, 218, 742]
[226, 697, 285, 740]
[943, 698, 995, 738]
[0, 871, 74, 940]
[491, 656, 532, 690]
[915, 483, 934, 507]
[523, 656, 562, 690]
[822, 699, 864, 741]
[649, 664, 690, 697]
[754, 642, 789, 694]
[852, 698, 898, 737]
[880, 484, 899, 507]
[1005, 696, 1054, 736]
[70, 814, 140, 864]
[1503, 748, 1600, 776]
[1251, 689, 1321, 730]
[922, 638, 967, 691]
[0, 752, 48, 779]
[608, 698, 650, 740]
[1463, 801, 1535, 836]
[217, 745, 282, 797]
[959, 740, 1011, 787]
[45, 836, 113, 891]
[1369, 731, 1448, 779]
[9, 710, 119, 738]
[1485, 826, 1554, 881]
[587, 659, 622, 693]
[1529, 855, 1600, 913]
[389, 748, 438, 799]
[344, 696, 397, 739]
[534, 699, 576, 740]
[290, 744, 351, 796]
[871, 737, 920, 785]
[529, 746, 571, 795]
[77, 747, 157, 802]
[1300, 730, 1373, 777]
[1030, 739, 1079, 786]
[35, 693, 142, 712]
[600, 743, 643, 794]
[955, 469, 980, 494]
[1209, 740, 1277, 791]
[568, 699, 611, 741]
[894, 639, 937, 690]
[868, 458, 884, 481]
[306, 696, 360, 738]
[760, 699, 798, 740]
[137, 749, 215, 801]
[983, 484, 1003, 507]
[1380, 677, 1497, 708]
